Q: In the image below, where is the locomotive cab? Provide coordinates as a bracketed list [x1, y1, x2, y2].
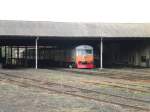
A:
[75, 45, 94, 69]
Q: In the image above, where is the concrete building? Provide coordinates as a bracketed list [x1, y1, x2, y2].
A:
[0, 20, 150, 68]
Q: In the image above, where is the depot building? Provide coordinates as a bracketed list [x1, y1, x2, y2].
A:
[0, 20, 150, 69]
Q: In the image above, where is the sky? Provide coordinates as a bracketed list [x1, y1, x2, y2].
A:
[0, 0, 149, 22]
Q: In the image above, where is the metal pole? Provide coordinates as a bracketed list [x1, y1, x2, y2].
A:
[17, 46, 19, 65]
[25, 46, 27, 67]
[10, 46, 12, 65]
[35, 37, 39, 69]
[100, 37, 103, 69]
[5, 46, 6, 65]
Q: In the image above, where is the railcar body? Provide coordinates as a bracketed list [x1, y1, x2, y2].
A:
[48, 45, 94, 68]
[75, 45, 94, 68]
[2, 45, 94, 68]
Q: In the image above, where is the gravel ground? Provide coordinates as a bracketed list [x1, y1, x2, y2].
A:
[0, 82, 127, 112]
[0, 68, 149, 112]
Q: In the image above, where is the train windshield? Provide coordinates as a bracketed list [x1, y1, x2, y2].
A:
[77, 49, 93, 55]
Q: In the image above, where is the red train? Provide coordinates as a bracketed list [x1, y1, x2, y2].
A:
[44, 45, 94, 68]
[75, 45, 94, 68]
[2, 45, 95, 69]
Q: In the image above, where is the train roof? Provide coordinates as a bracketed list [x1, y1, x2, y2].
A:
[0, 20, 150, 38]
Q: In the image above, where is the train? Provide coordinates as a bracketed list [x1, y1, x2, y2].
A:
[36, 45, 94, 68]
[52, 45, 94, 68]
[2, 45, 95, 69]
[74, 45, 94, 68]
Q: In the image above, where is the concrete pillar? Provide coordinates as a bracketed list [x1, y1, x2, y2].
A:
[35, 37, 39, 69]
[100, 37, 103, 69]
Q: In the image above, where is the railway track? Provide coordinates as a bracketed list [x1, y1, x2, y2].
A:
[0, 71, 149, 111]
[56, 69, 150, 92]
[82, 80, 150, 93]
[0, 71, 149, 101]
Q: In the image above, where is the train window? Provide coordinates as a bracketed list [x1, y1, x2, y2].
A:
[77, 49, 92, 55]
[86, 49, 92, 54]
[77, 50, 83, 55]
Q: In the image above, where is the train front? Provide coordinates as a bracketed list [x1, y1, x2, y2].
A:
[75, 45, 94, 69]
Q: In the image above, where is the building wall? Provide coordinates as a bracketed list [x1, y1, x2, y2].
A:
[128, 42, 150, 67]
[103, 41, 150, 68]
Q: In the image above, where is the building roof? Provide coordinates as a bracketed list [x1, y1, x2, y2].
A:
[0, 20, 150, 38]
